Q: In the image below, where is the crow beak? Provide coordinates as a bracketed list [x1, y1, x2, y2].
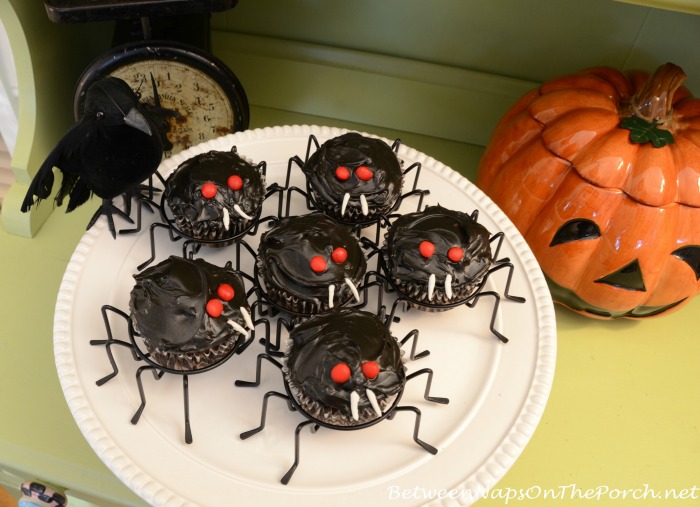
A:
[124, 108, 152, 136]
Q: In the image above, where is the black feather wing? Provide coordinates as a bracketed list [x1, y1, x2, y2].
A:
[20, 121, 95, 212]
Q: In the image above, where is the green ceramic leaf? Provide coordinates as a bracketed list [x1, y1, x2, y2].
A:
[620, 116, 674, 148]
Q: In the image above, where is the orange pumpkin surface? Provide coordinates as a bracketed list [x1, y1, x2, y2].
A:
[477, 63, 700, 318]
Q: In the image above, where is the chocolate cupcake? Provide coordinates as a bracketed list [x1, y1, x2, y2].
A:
[384, 205, 493, 308]
[257, 213, 367, 315]
[285, 307, 405, 426]
[129, 256, 254, 370]
[165, 147, 265, 244]
[301, 132, 403, 224]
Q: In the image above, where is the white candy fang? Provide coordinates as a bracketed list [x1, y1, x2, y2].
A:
[233, 203, 254, 220]
[350, 390, 360, 421]
[360, 194, 368, 216]
[366, 389, 382, 417]
[428, 273, 436, 301]
[345, 277, 361, 302]
[328, 284, 335, 308]
[445, 274, 453, 299]
[222, 207, 230, 230]
[341, 193, 350, 216]
[239, 307, 255, 330]
[227, 319, 247, 335]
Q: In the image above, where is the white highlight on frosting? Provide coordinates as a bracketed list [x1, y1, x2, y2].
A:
[360, 194, 368, 216]
[366, 389, 382, 417]
[222, 207, 230, 230]
[345, 277, 361, 302]
[227, 319, 247, 335]
[233, 203, 254, 220]
[350, 390, 360, 421]
[445, 274, 453, 299]
[328, 284, 336, 308]
[341, 193, 350, 216]
[239, 307, 255, 330]
[428, 273, 436, 301]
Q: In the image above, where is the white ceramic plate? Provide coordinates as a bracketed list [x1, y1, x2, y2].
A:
[54, 125, 556, 507]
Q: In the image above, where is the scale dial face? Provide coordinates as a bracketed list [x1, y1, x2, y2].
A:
[74, 42, 249, 158]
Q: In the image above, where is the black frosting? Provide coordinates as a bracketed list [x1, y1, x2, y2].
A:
[129, 256, 250, 353]
[165, 148, 265, 239]
[286, 307, 405, 422]
[257, 213, 367, 310]
[385, 205, 493, 301]
[302, 132, 403, 221]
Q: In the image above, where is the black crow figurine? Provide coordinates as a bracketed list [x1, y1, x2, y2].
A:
[21, 76, 167, 238]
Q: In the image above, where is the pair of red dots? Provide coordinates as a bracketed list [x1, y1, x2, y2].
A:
[335, 165, 373, 182]
[309, 247, 348, 273]
[205, 283, 236, 317]
[201, 175, 244, 199]
[330, 361, 380, 384]
[419, 240, 464, 262]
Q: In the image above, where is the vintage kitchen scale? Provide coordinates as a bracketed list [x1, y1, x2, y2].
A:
[44, 0, 249, 159]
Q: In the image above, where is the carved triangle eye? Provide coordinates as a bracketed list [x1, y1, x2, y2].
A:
[595, 259, 646, 292]
[550, 219, 601, 247]
[672, 245, 700, 281]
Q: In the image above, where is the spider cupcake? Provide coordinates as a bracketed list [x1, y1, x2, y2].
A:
[256, 213, 367, 315]
[164, 147, 266, 244]
[301, 132, 404, 224]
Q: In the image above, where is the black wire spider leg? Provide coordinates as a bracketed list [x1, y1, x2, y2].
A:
[131, 365, 164, 425]
[400, 329, 430, 360]
[281, 420, 319, 485]
[406, 368, 449, 404]
[488, 231, 526, 302]
[90, 305, 140, 385]
[495, 260, 527, 303]
[388, 406, 438, 455]
[239, 390, 292, 440]
[183, 374, 193, 444]
[235, 353, 284, 388]
[465, 290, 508, 343]
[137, 222, 180, 271]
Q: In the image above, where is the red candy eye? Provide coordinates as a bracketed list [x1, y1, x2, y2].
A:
[331, 363, 352, 383]
[227, 174, 243, 191]
[206, 299, 223, 318]
[217, 283, 235, 301]
[419, 241, 435, 258]
[335, 166, 351, 181]
[331, 247, 348, 263]
[355, 165, 373, 181]
[361, 361, 380, 379]
[201, 182, 218, 198]
[310, 255, 327, 273]
[448, 246, 464, 262]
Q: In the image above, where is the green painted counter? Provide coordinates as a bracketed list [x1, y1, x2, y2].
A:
[1, 109, 698, 506]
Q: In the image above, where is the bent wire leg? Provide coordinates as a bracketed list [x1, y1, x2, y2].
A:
[235, 353, 284, 388]
[466, 290, 508, 343]
[281, 420, 318, 485]
[406, 368, 449, 404]
[239, 390, 292, 440]
[131, 365, 164, 425]
[400, 329, 430, 360]
[390, 406, 438, 455]
[91, 305, 138, 385]
[490, 261, 527, 304]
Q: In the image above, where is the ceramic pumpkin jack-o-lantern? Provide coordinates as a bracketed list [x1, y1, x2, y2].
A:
[477, 62, 700, 319]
